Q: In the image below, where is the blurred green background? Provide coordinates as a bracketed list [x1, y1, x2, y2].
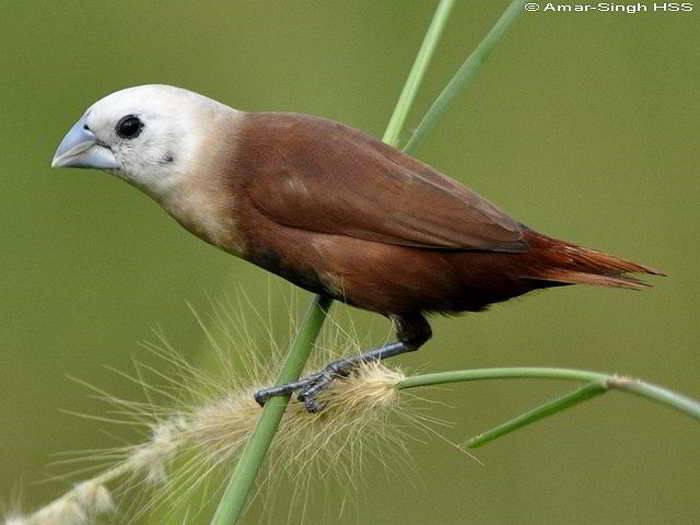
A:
[1, 1, 698, 523]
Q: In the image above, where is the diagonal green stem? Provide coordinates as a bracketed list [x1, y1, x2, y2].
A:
[466, 381, 608, 448]
[211, 295, 332, 524]
[606, 375, 700, 420]
[404, 0, 527, 155]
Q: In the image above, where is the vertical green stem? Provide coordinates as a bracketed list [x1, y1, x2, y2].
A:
[382, 0, 456, 147]
[404, 0, 527, 154]
[211, 295, 332, 524]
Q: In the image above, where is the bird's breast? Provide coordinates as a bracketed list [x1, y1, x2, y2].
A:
[159, 173, 247, 257]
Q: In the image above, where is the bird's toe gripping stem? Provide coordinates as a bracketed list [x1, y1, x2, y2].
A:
[253, 340, 418, 413]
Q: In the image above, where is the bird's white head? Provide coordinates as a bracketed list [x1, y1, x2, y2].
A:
[51, 85, 240, 199]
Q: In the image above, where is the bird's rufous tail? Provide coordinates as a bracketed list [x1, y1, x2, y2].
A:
[522, 231, 665, 290]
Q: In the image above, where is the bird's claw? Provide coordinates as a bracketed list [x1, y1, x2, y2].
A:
[296, 372, 336, 413]
[253, 370, 327, 410]
[253, 389, 272, 407]
[254, 360, 355, 413]
[254, 341, 416, 413]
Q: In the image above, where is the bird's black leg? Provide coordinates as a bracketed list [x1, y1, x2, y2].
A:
[254, 313, 432, 412]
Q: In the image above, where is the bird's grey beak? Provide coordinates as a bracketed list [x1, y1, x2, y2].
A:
[51, 116, 119, 169]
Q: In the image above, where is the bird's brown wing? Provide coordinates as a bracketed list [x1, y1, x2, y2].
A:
[240, 112, 528, 252]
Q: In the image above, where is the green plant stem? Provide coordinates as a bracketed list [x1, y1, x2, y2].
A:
[404, 0, 527, 155]
[397, 367, 700, 448]
[607, 375, 700, 420]
[211, 295, 332, 524]
[398, 367, 609, 389]
[466, 382, 607, 448]
[383, 0, 456, 147]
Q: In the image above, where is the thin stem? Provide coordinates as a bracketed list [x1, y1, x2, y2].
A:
[404, 0, 527, 155]
[466, 382, 608, 448]
[211, 295, 332, 524]
[397, 367, 610, 389]
[398, 367, 700, 448]
[383, 0, 456, 147]
[607, 375, 700, 420]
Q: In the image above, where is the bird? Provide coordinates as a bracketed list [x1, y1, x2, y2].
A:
[51, 84, 663, 411]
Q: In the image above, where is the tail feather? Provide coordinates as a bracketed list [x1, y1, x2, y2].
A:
[521, 231, 665, 290]
[532, 269, 649, 290]
[557, 245, 665, 276]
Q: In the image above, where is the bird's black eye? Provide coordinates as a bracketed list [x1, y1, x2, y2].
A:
[115, 115, 143, 139]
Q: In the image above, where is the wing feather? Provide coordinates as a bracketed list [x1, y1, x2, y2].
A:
[240, 113, 528, 253]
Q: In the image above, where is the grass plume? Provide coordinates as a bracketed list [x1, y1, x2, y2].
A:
[6, 295, 451, 524]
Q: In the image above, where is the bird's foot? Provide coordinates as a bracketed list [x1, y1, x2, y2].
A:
[254, 341, 412, 413]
